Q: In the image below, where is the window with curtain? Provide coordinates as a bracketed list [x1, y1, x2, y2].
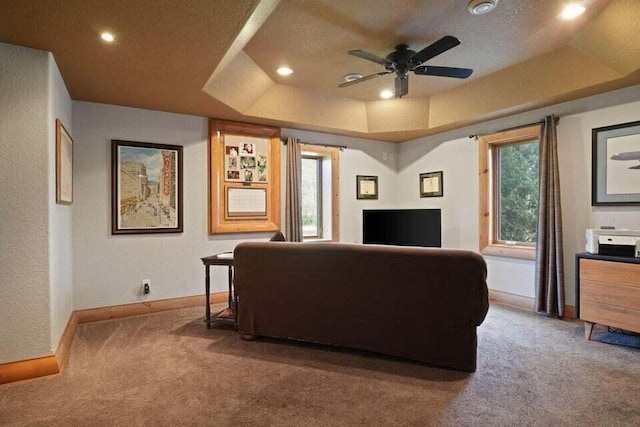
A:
[299, 144, 340, 242]
[479, 124, 541, 259]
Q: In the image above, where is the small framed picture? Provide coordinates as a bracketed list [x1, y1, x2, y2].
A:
[357, 175, 378, 200]
[420, 171, 443, 197]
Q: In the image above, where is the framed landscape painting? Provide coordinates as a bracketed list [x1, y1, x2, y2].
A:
[592, 120, 640, 205]
[111, 140, 183, 234]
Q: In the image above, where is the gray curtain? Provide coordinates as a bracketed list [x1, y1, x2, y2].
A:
[285, 137, 303, 242]
[535, 115, 565, 317]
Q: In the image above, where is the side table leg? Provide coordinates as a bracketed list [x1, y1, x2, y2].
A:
[205, 265, 211, 329]
[584, 321, 594, 341]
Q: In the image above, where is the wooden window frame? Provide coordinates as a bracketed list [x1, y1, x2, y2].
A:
[479, 125, 541, 260]
[300, 144, 340, 242]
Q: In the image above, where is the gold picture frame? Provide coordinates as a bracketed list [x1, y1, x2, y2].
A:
[420, 171, 443, 198]
[356, 175, 378, 199]
[55, 119, 73, 205]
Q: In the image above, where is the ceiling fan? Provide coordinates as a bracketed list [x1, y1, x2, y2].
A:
[338, 36, 473, 98]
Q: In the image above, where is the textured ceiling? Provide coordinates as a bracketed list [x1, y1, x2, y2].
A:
[244, 0, 609, 101]
[2, 0, 639, 142]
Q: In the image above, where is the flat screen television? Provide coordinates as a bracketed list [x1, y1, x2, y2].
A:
[363, 209, 441, 248]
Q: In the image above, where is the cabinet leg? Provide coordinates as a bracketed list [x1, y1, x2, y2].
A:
[584, 321, 594, 341]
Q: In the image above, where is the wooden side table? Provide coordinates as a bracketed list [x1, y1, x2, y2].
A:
[201, 253, 236, 329]
[575, 252, 640, 340]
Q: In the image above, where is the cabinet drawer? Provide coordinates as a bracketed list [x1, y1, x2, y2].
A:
[580, 259, 640, 288]
[581, 280, 640, 310]
[581, 300, 640, 334]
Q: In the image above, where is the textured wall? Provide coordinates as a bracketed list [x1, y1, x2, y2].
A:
[72, 103, 274, 309]
[48, 54, 73, 352]
[397, 98, 640, 305]
[0, 43, 52, 363]
[71, 102, 400, 310]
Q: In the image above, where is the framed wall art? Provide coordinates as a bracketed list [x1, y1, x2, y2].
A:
[55, 119, 73, 204]
[420, 171, 443, 198]
[111, 140, 183, 234]
[356, 175, 378, 199]
[592, 120, 640, 205]
[209, 119, 281, 234]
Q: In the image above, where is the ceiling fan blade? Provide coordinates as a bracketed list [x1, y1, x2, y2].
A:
[413, 65, 473, 79]
[409, 36, 461, 67]
[338, 71, 391, 88]
[395, 76, 408, 98]
[348, 49, 387, 65]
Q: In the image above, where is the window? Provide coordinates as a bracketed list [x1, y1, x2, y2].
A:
[300, 144, 340, 241]
[479, 125, 541, 259]
[301, 156, 322, 238]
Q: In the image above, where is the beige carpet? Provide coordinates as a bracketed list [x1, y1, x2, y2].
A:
[0, 303, 638, 426]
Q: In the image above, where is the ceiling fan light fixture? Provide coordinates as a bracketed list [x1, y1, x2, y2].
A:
[380, 90, 394, 99]
[277, 66, 293, 76]
[344, 73, 363, 82]
[558, 3, 586, 20]
[468, 0, 498, 15]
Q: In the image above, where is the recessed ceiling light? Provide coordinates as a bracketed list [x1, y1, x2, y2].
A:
[558, 3, 586, 20]
[468, 0, 499, 15]
[380, 90, 394, 99]
[100, 32, 116, 42]
[277, 67, 293, 76]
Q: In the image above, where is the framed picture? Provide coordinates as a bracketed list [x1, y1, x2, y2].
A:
[420, 171, 443, 197]
[357, 175, 378, 199]
[56, 119, 73, 204]
[224, 135, 269, 183]
[592, 120, 640, 205]
[111, 140, 183, 234]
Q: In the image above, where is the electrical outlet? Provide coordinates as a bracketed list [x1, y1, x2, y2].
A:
[383, 152, 388, 161]
[142, 279, 150, 294]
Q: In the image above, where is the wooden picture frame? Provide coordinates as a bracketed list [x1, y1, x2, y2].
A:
[592, 120, 640, 205]
[420, 171, 443, 198]
[111, 140, 183, 234]
[209, 120, 281, 234]
[55, 119, 73, 204]
[356, 175, 378, 199]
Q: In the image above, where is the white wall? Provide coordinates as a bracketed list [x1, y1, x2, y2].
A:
[398, 98, 640, 305]
[71, 105, 399, 310]
[48, 55, 73, 352]
[281, 129, 398, 243]
[0, 43, 52, 363]
[558, 100, 640, 305]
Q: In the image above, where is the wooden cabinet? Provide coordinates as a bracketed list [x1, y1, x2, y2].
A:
[576, 253, 640, 340]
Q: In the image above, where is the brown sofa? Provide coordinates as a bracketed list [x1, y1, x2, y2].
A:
[233, 242, 489, 372]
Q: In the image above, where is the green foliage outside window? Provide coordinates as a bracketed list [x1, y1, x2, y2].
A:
[497, 140, 539, 243]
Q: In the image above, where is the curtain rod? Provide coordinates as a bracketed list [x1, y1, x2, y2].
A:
[468, 116, 560, 139]
[282, 138, 347, 150]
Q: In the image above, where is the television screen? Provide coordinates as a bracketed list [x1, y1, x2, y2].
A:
[363, 209, 441, 248]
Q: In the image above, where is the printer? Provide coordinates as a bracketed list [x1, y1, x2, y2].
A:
[586, 229, 640, 257]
